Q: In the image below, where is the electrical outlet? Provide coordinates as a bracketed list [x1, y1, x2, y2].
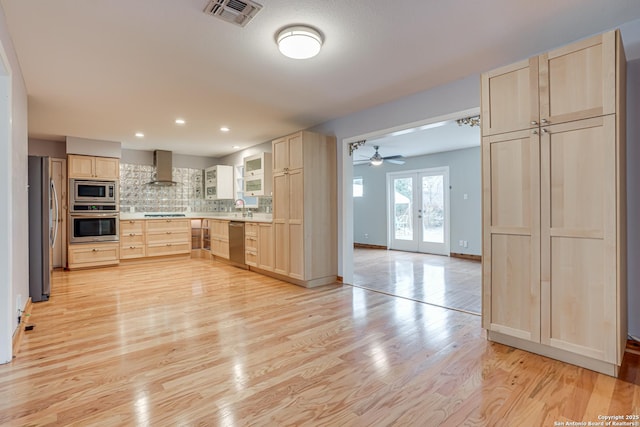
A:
[463, 241, 468, 248]
[459, 240, 464, 247]
[364, 233, 369, 239]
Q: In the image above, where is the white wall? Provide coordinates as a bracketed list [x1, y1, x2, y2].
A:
[0, 2, 28, 363]
[354, 147, 481, 255]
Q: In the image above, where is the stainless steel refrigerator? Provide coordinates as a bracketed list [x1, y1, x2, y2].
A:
[28, 156, 59, 302]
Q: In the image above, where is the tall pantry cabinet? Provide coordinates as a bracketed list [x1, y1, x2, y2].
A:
[481, 30, 627, 376]
[272, 131, 337, 287]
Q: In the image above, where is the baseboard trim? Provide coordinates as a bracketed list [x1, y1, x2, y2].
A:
[12, 297, 32, 358]
[626, 338, 640, 356]
[354, 243, 388, 250]
[450, 252, 482, 262]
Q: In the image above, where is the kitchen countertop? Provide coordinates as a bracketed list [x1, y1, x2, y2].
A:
[119, 212, 273, 223]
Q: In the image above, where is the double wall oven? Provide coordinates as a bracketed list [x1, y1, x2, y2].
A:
[69, 179, 119, 243]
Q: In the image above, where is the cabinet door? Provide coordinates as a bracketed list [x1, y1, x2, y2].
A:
[481, 58, 539, 136]
[68, 155, 95, 178]
[94, 157, 119, 180]
[540, 116, 618, 363]
[273, 137, 289, 173]
[273, 222, 288, 275]
[482, 129, 540, 342]
[288, 169, 304, 279]
[539, 31, 616, 125]
[258, 223, 274, 271]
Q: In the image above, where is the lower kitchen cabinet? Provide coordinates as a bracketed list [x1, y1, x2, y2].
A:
[245, 222, 258, 266]
[68, 242, 119, 269]
[145, 219, 191, 257]
[120, 219, 146, 259]
[257, 223, 273, 271]
[210, 219, 229, 259]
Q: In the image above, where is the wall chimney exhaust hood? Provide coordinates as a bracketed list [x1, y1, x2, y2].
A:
[148, 150, 178, 186]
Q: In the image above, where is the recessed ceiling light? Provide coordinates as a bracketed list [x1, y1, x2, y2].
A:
[220, 127, 230, 132]
[232, 145, 240, 149]
[175, 118, 186, 125]
[135, 132, 144, 138]
[277, 26, 323, 59]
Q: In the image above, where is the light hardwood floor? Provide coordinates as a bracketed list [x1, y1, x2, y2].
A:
[353, 248, 482, 314]
[1, 258, 639, 426]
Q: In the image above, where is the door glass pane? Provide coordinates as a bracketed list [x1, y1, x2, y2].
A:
[245, 178, 262, 192]
[393, 177, 413, 240]
[422, 175, 444, 243]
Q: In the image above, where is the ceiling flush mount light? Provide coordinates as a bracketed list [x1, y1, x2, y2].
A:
[135, 132, 144, 138]
[220, 126, 230, 132]
[175, 118, 186, 125]
[277, 26, 323, 59]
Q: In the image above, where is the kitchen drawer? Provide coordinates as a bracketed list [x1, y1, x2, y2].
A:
[147, 243, 191, 257]
[121, 232, 145, 246]
[68, 243, 119, 268]
[146, 219, 190, 233]
[120, 220, 145, 234]
[245, 248, 257, 266]
[146, 231, 190, 245]
[120, 245, 146, 259]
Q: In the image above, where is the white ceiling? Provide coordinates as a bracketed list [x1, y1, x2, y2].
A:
[2, 0, 640, 157]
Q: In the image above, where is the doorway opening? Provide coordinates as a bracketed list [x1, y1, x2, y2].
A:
[346, 108, 481, 314]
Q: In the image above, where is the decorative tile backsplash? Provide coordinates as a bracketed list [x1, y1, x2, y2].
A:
[119, 163, 272, 213]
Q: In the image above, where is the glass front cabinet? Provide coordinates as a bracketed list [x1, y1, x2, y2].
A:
[204, 165, 234, 200]
[242, 153, 272, 196]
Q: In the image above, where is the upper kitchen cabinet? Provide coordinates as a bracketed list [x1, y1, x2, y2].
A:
[272, 131, 337, 287]
[68, 154, 119, 180]
[481, 58, 539, 136]
[204, 165, 233, 200]
[243, 153, 272, 196]
[481, 31, 618, 136]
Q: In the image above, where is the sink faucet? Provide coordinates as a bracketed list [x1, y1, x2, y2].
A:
[234, 199, 246, 217]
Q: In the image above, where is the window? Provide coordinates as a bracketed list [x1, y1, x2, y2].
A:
[353, 177, 363, 197]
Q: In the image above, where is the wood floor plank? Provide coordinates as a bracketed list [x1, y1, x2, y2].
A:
[0, 258, 638, 425]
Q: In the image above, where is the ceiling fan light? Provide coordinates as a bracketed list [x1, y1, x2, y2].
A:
[277, 26, 323, 59]
[370, 158, 383, 166]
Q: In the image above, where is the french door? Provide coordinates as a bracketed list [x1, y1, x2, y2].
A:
[388, 167, 450, 255]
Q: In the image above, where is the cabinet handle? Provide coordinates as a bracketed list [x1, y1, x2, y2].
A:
[129, 220, 135, 224]
[541, 118, 548, 124]
[531, 120, 538, 125]
[166, 243, 172, 246]
[166, 231, 172, 234]
[92, 248, 98, 252]
[129, 233, 135, 236]
[532, 130, 538, 135]
[542, 128, 550, 134]
[130, 246, 136, 249]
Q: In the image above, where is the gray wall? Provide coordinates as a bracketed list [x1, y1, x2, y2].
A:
[121, 148, 217, 169]
[28, 138, 66, 158]
[217, 141, 272, 168]
[627, 59, 640, 339]
[353, 147, 481, 256]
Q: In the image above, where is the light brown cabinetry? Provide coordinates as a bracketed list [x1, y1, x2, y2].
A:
[244, 222, 258, 267]
[257, 223, 274, 271]
[68, 154, 120, 180]
[481, 30, 626, 376]
[120, 220, 146, 259]
[272, 131, 337, 287]
[210, 219, 229, 259]
[68, 242, 119, 269]
[145, 219, 191, 257]
[244, 222, 274, 271]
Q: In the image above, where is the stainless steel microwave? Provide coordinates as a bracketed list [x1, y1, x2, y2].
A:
[69, 213, 119, 243]
[71, 179, 118, 204]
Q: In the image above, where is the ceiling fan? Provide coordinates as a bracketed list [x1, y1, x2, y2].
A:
[354, 145, 405, 166]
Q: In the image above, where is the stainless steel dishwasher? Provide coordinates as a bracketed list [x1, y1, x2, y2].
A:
[228, 221, 245, 267]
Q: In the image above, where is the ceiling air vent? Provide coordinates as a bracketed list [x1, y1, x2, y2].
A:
[203, 0, 262, 27]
